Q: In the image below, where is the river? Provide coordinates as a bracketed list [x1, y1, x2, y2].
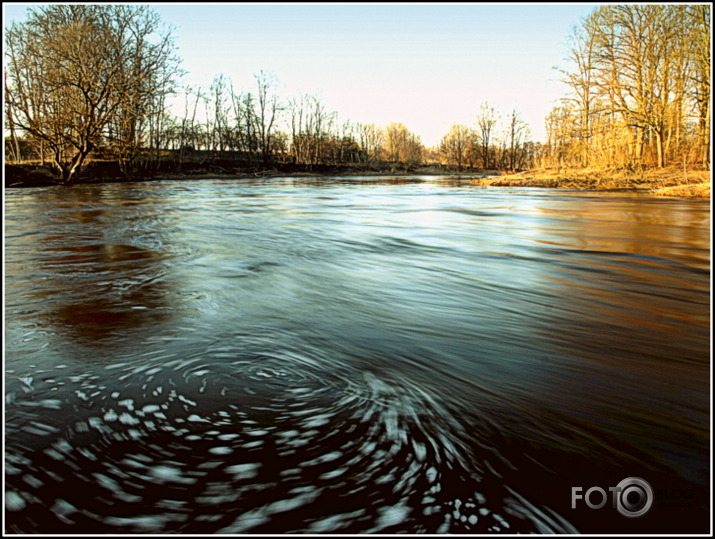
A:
[4, 177, 711, 533]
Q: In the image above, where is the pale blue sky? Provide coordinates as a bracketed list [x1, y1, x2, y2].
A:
[3, 3, 598, 146]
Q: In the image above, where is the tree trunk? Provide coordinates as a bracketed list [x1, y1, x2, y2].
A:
[655, 129, 665, 168]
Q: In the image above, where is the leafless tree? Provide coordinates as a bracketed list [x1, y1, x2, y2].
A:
[475, 102, 498, 169]
[254, 70, 283, 165]
[384, 122, 423, 167]
[439, 124, 472, 170]
[5, 5, 180, 183]
[355, 122, 384, 164]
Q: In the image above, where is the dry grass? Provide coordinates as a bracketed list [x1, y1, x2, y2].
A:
[475, 166, 711, 197]
[651, 183, 710, 198]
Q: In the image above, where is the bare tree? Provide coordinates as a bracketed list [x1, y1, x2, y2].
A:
[5, 5, 180, 183]
[439, 124, 472, 170]
[587, 5, 693, 167]
[384, 122, 423, 167]
[254, 70, 283, 165]
[475, 102, 498, 169]
[687, 5, 711, 168]
[208, 74, 231, 153]
[355, 122, 384, 164]
[505, 109, 529, 171]
[558, 23, 597, 166]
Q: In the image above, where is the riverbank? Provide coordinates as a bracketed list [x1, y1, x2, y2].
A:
[3, 162, 487, 188]
[4, 162, 711, 198]
[476, 166, 711, 198]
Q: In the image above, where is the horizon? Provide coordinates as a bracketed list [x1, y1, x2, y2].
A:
[3, 3, 599, 146]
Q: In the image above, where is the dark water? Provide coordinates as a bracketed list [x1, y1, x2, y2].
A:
[4, 177, 711, 534]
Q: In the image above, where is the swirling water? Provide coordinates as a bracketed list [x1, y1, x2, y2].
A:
[4, 178, 710, 533]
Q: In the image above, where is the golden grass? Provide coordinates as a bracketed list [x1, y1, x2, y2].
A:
[475, 166, 711, 197]
[651, 183, 710, 198]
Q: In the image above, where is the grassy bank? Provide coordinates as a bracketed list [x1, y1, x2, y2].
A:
[5, 161, 711, 198]
[475, 166, 711, 198]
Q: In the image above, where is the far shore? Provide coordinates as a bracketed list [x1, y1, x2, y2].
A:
[477, 166, 711, 198]
[5, 162, 710, 198]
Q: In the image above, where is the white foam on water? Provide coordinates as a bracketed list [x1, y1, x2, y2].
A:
[436, 513, 451, 533]
[120, 458, 147, 469]
[425, 466, 438, 484]
[265, 487, 322, 514]
[51, 498, 77, 520]
[307, 508, 366, 532]
[412, 441, 427, 462]
[104, 514, 185, 533]
[301, 413, 333, 428]
[5, 492, 26, 512]
[118, 399, 134, 411]
[119, 413, 140, 425]
[360, 441, 377, 455]
[77, 447, 98, 461]
[178, 395, 197, 407]
[43, 448, 64, 461]
[93, 472, 120, 492]
[242, 440, 264, 449]
[39, 399, 62, 410]
[374, 502, 411, 531]
[208, 446, 233, 455]
[148, 464, 195, 485]
[218, 507, 270, 533]
[115, 491, 142, 503]
[288, 407, 323, 417]
[319, 467, 348, 480]
[21, 425, 55, 437]
[225, 462, 260, 480]
[51, 439, 72, 455]
[303, 451, 342, 467]
[279, 468, 301, 477]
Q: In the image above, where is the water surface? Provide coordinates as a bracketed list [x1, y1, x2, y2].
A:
[4, 178, 711, 533]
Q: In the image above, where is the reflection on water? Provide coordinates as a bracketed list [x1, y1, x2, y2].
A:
[41, 243, 171, 344]
[4, 179, 711, 533]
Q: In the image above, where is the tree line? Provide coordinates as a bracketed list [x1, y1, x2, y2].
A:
[543, 4, 710, 170]
[156, 72, 427, 169]
[5, 5, 709, 184]
[438, 105, 535, 171]
[4, 5, 542, 183]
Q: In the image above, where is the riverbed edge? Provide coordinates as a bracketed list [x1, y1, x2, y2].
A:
[4, 163, 711, 198]
[477, 167, 711, 198]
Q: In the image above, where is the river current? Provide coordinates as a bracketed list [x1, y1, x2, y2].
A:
[4, 177, 711, 533]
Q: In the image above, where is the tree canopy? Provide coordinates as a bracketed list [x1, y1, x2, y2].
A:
[5, 5, 181, 183]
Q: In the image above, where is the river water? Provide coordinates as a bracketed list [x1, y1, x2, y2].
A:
[4, 177, 711, 533]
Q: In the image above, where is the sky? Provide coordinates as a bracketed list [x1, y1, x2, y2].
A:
[3, 3, 598, 146]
